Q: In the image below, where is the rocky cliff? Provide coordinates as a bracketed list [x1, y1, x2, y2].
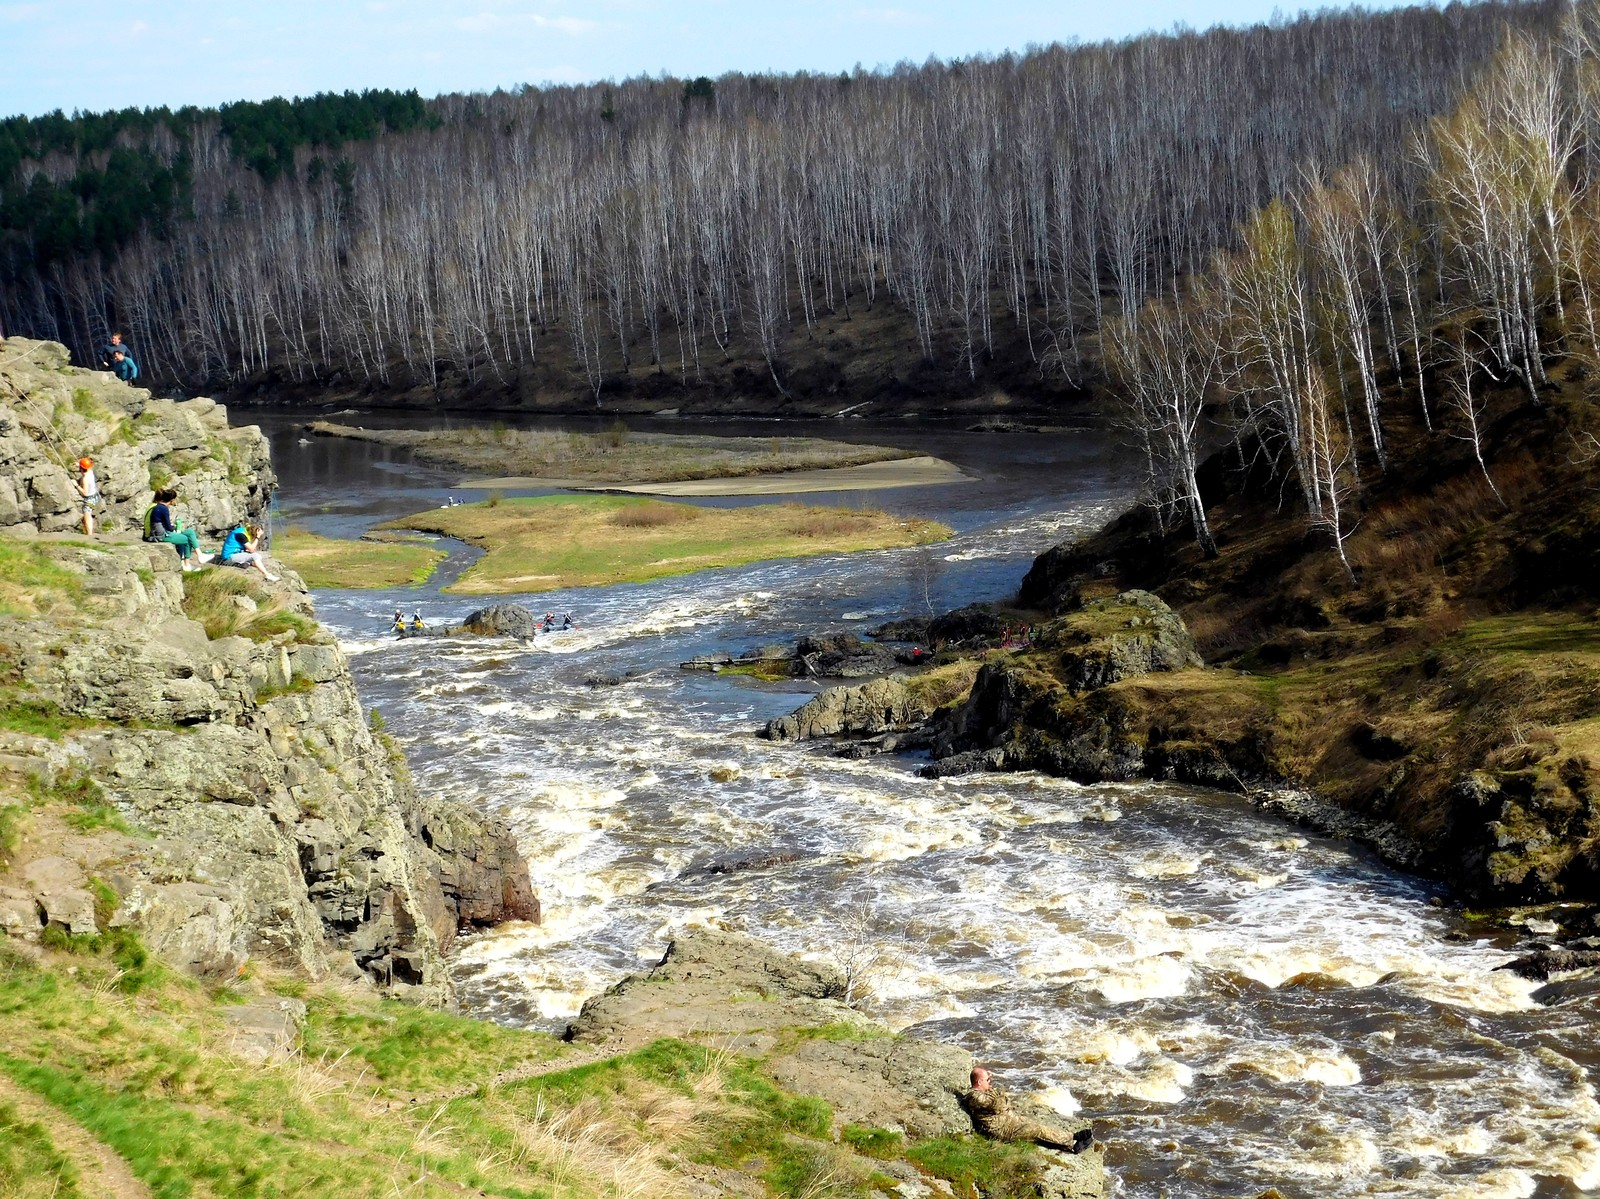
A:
[0, 338, 274, 537]
[0, 340, 536, 1002]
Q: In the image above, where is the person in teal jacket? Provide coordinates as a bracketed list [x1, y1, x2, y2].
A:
[218, 521, 279, 582]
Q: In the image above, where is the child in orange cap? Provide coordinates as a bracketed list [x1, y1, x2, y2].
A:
[76, 457, 99, 536]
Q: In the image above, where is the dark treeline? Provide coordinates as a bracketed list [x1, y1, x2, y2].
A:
[0, 1, 1566, 399]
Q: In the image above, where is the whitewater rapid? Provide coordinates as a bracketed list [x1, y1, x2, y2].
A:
[276, 415, 1597, 1199]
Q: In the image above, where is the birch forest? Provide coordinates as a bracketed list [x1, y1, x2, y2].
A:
[0, 0, 1563, 404]
[1108, 0, 1600, 576]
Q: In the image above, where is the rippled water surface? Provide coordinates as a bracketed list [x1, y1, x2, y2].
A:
[258, 413, 1599, 1199]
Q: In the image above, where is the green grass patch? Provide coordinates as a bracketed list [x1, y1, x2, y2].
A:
[180, 569, 321, 643]
[0, 938, 1025, 1199]
[384, 495, 951, 596]
[793, 1020, 894, 1043]
[0, 696, 92, 740]
[26, 770, 133, 837]
[254, 676, 316, 704]
[0, 1099, 83, 1199]
[0, 540, 86, 618]
[70, 387, 110, 421]
[841, 1123, 905, 1159]
[905, 1134, 1041, 1194]
[304, 999, 564, 1093]
[274, 528, 445, 589]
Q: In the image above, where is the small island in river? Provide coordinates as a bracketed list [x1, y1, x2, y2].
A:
[378, 494, 952, 594]
[308, 419, 969, 493]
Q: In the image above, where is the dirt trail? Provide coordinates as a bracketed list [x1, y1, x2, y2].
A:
[0, 1072, 153, 1199]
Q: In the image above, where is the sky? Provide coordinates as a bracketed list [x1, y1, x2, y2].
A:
[2, 0, 1427, 118]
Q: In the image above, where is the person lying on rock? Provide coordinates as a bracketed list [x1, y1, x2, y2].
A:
[961, 1066, 1094, 1154]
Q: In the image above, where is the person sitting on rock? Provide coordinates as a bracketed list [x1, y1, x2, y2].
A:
[218, 521, 280, 582]
[143, 487, 201, 570]
[961, 1066, 1094, 1154]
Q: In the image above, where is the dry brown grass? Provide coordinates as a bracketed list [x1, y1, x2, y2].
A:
[610, 502, 702, 528]
[508, 1091, 701, 1199]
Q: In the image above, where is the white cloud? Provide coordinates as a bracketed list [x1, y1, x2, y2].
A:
[0, 3, 47, 23]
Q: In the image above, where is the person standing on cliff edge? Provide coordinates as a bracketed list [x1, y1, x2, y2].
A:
[961, 1066, 1095, 1154]
[100, 331, 139, 383]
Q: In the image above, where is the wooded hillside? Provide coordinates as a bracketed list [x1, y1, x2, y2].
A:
[0, 1, 1562, 408]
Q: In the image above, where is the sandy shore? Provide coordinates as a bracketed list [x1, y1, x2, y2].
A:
[456, 455, 971, 495]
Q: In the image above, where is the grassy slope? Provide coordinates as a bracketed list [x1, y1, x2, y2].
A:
[311, 422, 917, 483]
[1011, 366, 1600, 899]
[274, 529, 447, 589]
[0, 924, 1040, 1199]
[385, 495, 951, 595]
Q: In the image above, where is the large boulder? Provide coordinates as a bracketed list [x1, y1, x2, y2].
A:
[459, 603, 540, 639]
[1037, 590, 1201, 691]
[567, 930, 976, 1139]
[764, 676, 932, 741]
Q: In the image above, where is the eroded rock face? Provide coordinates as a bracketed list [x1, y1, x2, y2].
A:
[0, 546, 535, 1001]
[0, 338, 274, 538]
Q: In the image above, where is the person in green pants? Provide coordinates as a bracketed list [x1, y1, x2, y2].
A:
[143, 487, 201, 569]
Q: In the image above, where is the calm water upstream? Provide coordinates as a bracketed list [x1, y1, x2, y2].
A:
[255, 410, 1598, 1199]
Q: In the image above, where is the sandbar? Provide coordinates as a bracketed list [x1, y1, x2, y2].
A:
[457, 455, 971, 496]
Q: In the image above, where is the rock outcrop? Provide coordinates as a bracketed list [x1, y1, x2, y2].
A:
[568, 930, 1106, 1195]
[685, 631, 916, 680]
[1037, 589, 1201, 692]
[0, 337, 274, 538]
[0, 343, 537, 1002]
[763, 675, 934, 741]
[0, 542, 536, 1001]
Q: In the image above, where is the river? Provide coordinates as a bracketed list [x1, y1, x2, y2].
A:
[255, 410, 1598, 1199]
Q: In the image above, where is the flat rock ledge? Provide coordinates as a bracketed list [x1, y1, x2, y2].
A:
[566, 930, 1106, 1197]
